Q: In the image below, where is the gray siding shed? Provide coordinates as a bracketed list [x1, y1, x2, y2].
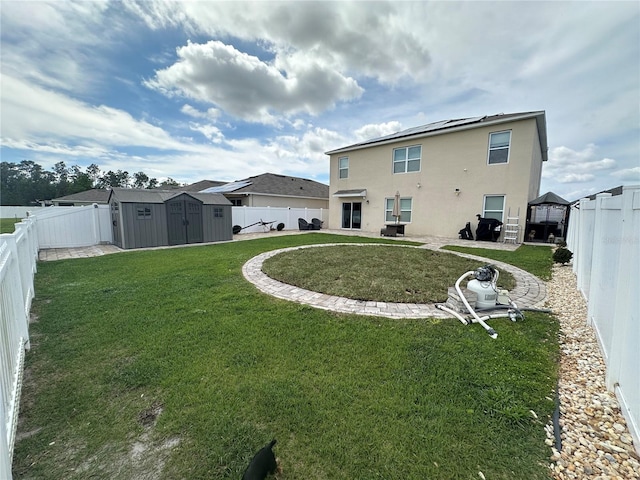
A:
[108, 188, 232, 249]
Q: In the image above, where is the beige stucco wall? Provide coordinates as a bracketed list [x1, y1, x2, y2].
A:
[328, 118, 544, 241]
[236, 194, 329, 209]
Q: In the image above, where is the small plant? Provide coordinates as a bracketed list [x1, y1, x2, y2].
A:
[553, 247, 573, 265]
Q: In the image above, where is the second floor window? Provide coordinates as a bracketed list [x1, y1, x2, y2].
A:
[339, 156, 349, 179]
[488, 131, 511, 164]
[393, 145, 421, 173]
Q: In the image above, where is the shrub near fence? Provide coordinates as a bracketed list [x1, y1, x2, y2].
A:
[0, 217, 38, 479]
[566, 185, 640, 453]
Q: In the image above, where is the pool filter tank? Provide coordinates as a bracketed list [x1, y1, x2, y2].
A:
[466, 266, 498, 309]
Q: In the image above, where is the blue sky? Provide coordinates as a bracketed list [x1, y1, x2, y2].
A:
[1, 0, 638, 201]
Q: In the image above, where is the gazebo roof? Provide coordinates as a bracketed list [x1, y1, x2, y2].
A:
[529, 191, 570, 206]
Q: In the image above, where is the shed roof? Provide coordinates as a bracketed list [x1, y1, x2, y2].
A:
[200, 173, 329, 199]
[529, 191, 570, 206]
[326, 111, 548, 161]
[108, 188, 231, 205]
[52, 188, 110, 203]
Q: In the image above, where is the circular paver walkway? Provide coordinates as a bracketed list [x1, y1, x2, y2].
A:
[242, 242, 547, 319]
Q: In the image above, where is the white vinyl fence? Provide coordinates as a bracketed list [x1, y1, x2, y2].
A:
[566, 185, 640, 452]
[31, 205, 112, 248]
[0, 218, 38, 479]
[23, 205, 326, 247]
[231, 206, 328, 234]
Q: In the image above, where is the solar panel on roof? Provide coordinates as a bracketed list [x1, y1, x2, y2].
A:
[200, 180, 252, 193]
[443, 116, 485, 128]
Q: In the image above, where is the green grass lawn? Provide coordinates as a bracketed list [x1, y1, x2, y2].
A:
[262, 244, 515, 303]
[443, 244, 554, 281]
[1, 217, 21, 233]
[13, 234, 558, 479]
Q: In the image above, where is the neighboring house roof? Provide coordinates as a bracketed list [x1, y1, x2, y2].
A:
[326, 111, 548, 161]
[583, 185, 624, 201]
[108, 188, 231, 205]
[51, 189, 110, 203]
[200, 173, 329, 199]
[180, 180, 227, 192]
[529, 192, 570, 206]
[567, 186, 625, 205]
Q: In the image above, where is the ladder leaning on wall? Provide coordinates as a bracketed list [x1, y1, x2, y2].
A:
[503, 207, 520, 243]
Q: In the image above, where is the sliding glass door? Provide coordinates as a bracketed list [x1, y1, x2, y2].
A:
[342, 202, 362, 229]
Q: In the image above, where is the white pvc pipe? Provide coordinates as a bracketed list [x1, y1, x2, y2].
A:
[455, 271, 498, 339]
[435, 304, 471, 325]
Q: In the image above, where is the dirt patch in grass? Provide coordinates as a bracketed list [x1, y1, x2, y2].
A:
[72, 400, 181, 480]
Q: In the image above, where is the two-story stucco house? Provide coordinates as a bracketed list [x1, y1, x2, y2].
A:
[326, 111, 548, 243]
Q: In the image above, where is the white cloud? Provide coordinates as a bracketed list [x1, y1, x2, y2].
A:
[181, 104, 220, 120]
[0, 1, 115, 93]
[611, 167, 640, 181]
[543, 144, 618, 184]
[556, 173, 596, 184]
[1, 74, 195, 152]
[189, 123, 224, 144]
[145, 40, 363, 124]
[353, 122, 403, 142]
[126, 1, 431, 85]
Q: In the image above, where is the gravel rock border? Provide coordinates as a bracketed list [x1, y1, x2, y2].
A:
[545, 264, 639, 479]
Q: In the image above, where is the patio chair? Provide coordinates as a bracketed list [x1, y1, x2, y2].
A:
[298, 218, 313, 230]
[311, 218, 323, 230]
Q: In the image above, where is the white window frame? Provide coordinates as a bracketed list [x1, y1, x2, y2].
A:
[338, 156, 349, 179]
[482, 195, 505, 222]
[393, 145, 422, 174]
[487, 130, 511, 165]
[385, 197, 413, 223]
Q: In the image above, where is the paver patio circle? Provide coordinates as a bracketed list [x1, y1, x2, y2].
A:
[242, 243, 547, 319]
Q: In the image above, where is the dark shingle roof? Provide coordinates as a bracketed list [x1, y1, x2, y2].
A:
[201, 173, 329, 199]
[326, 111, 548, 161]
[584, 185, 624, 201]
[181, 180, 227, 192]
[108, 188, 231, 205]
[52, 189, 110, 203]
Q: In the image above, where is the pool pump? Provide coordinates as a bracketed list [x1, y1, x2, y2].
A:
[466, 265, 499, 309]
[436, 265, 525, 339]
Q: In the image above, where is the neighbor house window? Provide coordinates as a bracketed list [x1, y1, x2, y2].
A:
[488, 131, 511, 164]
[385, 197, 413, 223]
[483, 195, 505, 222]
[214, 207, 224, 218]
[338, 156, 349, 179]
[230, 198, 242, 206]
[136, 206, 152, 220]
[393, 145, 421, 173]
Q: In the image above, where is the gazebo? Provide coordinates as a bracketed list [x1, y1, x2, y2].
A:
[525, 192, 570, 243]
